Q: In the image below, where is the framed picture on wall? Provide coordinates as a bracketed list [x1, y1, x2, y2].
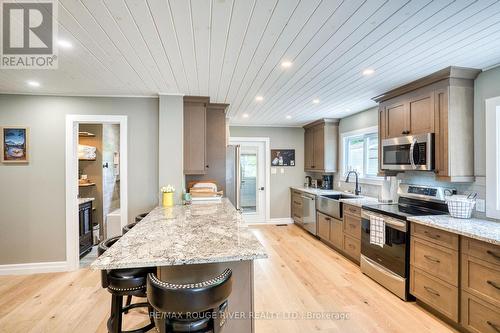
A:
[1, 127, 29, 163]
[271, 149, 295, 166]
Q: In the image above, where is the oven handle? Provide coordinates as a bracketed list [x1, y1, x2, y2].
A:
[410, 138, 417, 169]
[362, 211, 407, 232]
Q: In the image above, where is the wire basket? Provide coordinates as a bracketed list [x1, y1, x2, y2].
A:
[445, 193, 477, 219]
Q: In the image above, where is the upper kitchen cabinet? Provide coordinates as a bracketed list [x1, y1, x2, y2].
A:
[184, 96, 209, 175]
[374, 66, 480, 182]
[303, 119, 339, 173]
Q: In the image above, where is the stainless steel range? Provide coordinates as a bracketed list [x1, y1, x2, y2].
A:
[360, 184, 451, 300]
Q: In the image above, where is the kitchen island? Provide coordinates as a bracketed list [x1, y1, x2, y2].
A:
[91, 198, 267, 333]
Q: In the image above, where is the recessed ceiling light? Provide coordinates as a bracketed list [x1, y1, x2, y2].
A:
[27, 80, 40, 87]
[286, 115, 292, 119]
[255, 96, 263, 102]
[362, 68, 375, 76]
[243, 113, 249, 118]
[312, 99, 320, 104]
[57, 39, 73, 49]
[281, 60, 292, 68]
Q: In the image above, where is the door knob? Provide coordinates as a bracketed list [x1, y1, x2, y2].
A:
[259, 187, 265, 191]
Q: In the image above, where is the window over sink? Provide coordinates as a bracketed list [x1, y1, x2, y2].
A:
[340, 126, 381, 183]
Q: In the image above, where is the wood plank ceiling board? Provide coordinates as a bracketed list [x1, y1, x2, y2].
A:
[1, 0, 500, 124]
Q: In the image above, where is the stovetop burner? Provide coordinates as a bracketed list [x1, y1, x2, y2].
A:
[362, 202, 448, 220]
[362, 184, 451, 220]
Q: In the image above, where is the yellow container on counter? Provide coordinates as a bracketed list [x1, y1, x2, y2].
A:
[162, 192, 174, 207]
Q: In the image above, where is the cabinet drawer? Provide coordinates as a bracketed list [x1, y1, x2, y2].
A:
[343, 234, 360, 263]
[462, 237, 500, 266]
[411, 224, 459, 250]
[410, 237, 459, 286]
[344, 204, 361, 217]
[317, 212, 331, 241]
[461, 291, 500, 333]
[462, 254, 500, 307]
[410, 266, 458, 322]
[343, 213, 361, 239]
[291, 197, 303, 208]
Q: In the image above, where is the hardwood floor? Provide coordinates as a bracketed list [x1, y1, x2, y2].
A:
[0, 224, 456, 333]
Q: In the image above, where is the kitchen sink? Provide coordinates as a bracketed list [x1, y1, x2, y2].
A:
[316, 193, 361, 219]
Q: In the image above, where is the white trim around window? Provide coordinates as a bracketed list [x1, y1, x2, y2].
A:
[339, 126, 383, 186]
[485, 96, 500, 219]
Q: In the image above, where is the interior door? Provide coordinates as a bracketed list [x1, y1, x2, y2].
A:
[229, 139, 267, 223]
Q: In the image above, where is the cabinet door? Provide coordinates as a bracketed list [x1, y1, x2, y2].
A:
[313, 125, 325, 170]
[184, 102, 207, 174]
[304, 128, 314, 170]
[408, 93, 435, 135]
[385, 102, 408, 138]
[434, 88, 449, 178]
[329, 218, 343, 249]
[317, 212, 331, 241]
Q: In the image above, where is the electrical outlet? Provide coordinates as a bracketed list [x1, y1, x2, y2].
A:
[476, 199, 485, 212]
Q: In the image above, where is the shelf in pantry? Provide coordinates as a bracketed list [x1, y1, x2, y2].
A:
[79, 183, 96, 187]
[79, 131, 95, 137]
[79, 158, 96, 161]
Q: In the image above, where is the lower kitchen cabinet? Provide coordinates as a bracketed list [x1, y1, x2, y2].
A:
[342, 204, 362, 263]
[461, 291, 500, 333]
[317, 211, 343, 250]
[410, 224, 459, 322]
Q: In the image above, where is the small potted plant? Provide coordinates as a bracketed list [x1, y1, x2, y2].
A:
[160, 185, 175, 207]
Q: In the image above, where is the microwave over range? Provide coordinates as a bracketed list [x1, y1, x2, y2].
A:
[381, 133, 434, 171]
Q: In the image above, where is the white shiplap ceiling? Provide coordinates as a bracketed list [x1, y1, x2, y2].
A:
[1, 0, 500, 126]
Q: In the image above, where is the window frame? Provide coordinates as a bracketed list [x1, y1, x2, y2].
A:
[339, 126, 382, 186]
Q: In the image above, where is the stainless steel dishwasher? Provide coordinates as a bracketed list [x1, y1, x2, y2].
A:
[300, 193, 317, 235]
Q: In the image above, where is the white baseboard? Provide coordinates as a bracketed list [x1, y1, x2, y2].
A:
[0, 261, 69, 276]
[269, 218, 293, 224]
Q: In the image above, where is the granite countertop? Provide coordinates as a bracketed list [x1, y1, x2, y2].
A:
[408, 215, 500, 245]
[91, 198, 268, 270]
[291, 186, 379, 207]
[340, 196, 379, 208]
[78, 197, 95, 205]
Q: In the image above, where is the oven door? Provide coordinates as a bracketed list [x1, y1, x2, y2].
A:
[361, 211, 408, 278]
[381, 133, 433, 171]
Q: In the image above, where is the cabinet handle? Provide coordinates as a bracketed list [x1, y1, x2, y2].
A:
[423, 255, 440, 263]
[348, 244, 355, 249]
[293, 201, 301, 205]
[487, 321, 500, 333]
[423, 231, 441, 239]
[487, 280, 500, 290]
[423, 286, 440, 297]
[487, 250, 500, 261]
[325, 217, 331, 221]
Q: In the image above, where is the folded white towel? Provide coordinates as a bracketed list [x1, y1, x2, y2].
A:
[370, 215, 385, 248]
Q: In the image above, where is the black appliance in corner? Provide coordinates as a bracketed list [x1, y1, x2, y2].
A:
[360, 184, 450, 301]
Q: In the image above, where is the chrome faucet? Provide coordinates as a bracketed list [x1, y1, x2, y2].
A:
[345, 171, 361, 196]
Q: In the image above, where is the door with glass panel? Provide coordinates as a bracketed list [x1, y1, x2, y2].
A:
[229, 139, 267, 223]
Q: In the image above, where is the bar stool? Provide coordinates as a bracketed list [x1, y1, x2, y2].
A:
[98, 237, 156, 333]
[147, 269, 232, 333]
[135, 213, 149, 223]
[122, 222, 137, 234]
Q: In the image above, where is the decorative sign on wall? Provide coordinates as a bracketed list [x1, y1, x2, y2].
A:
[271, 149, 295, 166]
[1, 127, 29, 163]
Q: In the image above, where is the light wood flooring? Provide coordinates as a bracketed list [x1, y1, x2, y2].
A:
[0, 224, 456, 333]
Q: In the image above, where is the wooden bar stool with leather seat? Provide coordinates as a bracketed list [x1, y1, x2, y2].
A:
[135, 213, 149, 223]
[98, 236, 156, 333]
[147, 269, 233, 333]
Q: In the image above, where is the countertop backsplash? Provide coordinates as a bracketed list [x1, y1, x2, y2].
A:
[332, 171, 493, 221]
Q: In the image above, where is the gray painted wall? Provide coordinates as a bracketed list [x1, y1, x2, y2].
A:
[158, 94, 184, 204]
[474, 65, 500, 176]
[0, 94, 159, 264]
[229, 126, 305, 219]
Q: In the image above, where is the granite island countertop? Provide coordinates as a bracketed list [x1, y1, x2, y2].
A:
[408, 215, 500, 245]
[91, 198, 268, 270]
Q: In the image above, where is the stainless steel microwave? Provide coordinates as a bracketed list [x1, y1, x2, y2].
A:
[381, 133, 434, 171]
